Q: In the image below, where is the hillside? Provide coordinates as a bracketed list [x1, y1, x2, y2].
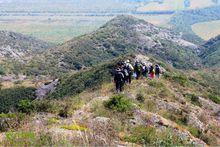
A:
[0, 30, 53, 61]
[0, 54, 219, 146]
[170, 6, 220, 44]
[200, 35, 220, 67]
[41, 15, 201, 74]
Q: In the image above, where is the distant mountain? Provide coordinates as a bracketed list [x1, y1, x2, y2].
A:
[48, 15, 201, 71]
[0, 30, 53, 61]
[170, 6, 220, 44]
[200, 35, 220, 67]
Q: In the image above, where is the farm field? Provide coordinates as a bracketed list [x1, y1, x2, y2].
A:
[189, 0, 215, 9]
[137, 0, 219, 12]
[137, 0, 185, 12]
[192, 20, 220, 40]
[0, 14, 172, 44]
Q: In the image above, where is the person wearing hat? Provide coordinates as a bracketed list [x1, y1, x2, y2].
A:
[124, 59, 134, 84]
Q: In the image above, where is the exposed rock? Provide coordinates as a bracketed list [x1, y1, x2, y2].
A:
[188, 113, 205, 131]
[36, 79, 59, 99]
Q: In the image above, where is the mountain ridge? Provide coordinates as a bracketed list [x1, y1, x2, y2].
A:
[45, 15, 202, 73]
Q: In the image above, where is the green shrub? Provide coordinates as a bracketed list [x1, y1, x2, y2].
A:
[0, 87, 36, 113]
[136, 93, 145, 103]
[124, 125, 157, 145]
[58, 106, 70, 118]
[17, 100, 34, 114]
[32, 100, 57, 113]
[0, 66, 5, 75]
[208, 94, 220, 104]
[184, 93, 201, 106]
[104, 95, 133, 113]
[155, 129, 187, 146]
[188, 126, 201, 138]
[172, 74, 188, 86]
[4, 131, 36, 146]
[162, 111, 188, 126]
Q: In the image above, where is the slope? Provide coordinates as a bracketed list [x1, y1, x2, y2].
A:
[0, 54, 219, 146]
[170, 6, 220, 44]
[200, 35, 220, 67]
[46, 15, 201, 73]
[0, 30, 53, 61]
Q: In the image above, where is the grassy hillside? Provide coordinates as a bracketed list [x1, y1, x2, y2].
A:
[36, 15, 201, 76]
[170, 6, 220, 44]
[200, 35, 220, 67]
[0, 30, 53, 62]
[0, 54, 219, 146]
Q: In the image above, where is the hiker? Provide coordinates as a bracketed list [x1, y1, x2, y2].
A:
[149, 64, 155, 79]
[114, 64, 125, 93]
[121, 61, 129, 84]
[155, 64, 161, 79]
[124, 60, 134, 84]
[134, 61, 142, 80]
[142, 63, 148, 78]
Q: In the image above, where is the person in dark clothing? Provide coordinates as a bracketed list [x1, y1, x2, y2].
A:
[142, 63, 148, 78]
[155, 64, 161, 79]
[149, 65, 155, 79]
[114, 65, 125, 93]
[124, 60, 134, 84]
[134, 61, 142, 80]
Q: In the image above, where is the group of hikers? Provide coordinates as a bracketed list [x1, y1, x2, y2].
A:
[113, 60, 162, 93]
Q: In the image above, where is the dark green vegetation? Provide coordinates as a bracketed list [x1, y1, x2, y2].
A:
[170, 6, 220, 44]
[200, 35, 220, 67]
[0, 87, 36, 113]
[42, 15, 201, 73]
[48, 56, 127, 99]
[104, 95, 133, 113]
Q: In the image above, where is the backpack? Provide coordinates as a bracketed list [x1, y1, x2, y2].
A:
[135, 63, 142, 72]
[126, 63, 134, 74]
[123, 68, 129, 76]
[115, 70, 124, 82]
[155, 66, 160, 74]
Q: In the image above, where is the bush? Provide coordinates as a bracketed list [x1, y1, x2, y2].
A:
[184, 93, 201, 107]
[188, 126, 202, 138]
[124, 125, 157, 145]
[104, 95, 133, 113]
[0, 87, 36, 113]
[136, 93, 145, 103]
[0, 66, 5, 75]
[58, 106, 70, 118]
[17, 100, 34, 114]
[32, 100, 57, 113]
[208, 94, 220, 104]
[172, 74, 188, 86]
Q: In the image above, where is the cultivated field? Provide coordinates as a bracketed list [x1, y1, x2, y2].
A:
[192, 20, 220, 40]
[189, 0, 215, 9]
[137, 0, 219, 12]
[137, 0, 184, 12]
